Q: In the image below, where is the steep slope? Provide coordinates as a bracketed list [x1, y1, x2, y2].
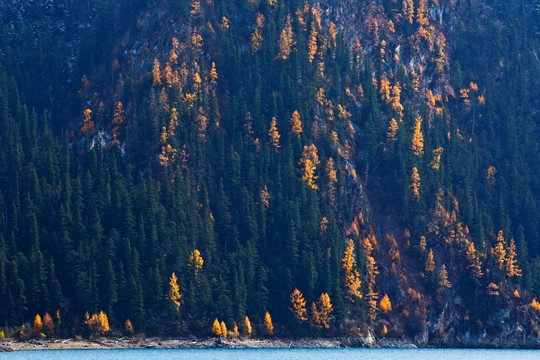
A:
[0, 0, 539, 343]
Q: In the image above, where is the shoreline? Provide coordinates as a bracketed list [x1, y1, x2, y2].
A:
[2, 335, 540, 351]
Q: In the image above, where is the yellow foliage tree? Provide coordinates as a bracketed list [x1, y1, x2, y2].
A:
[277, 16, 294, 60]
[81, 109, 95, 135]
[220, 321, 228, 338]
[268, 117, 281, 150]
[311, 293, 333, 329]
[465, 241, 483, 278]
[210, 62, 218, 85]
[290, 110, 303, 136]
[307, 22, 318, 62]
[387, 118, 398, 141]
[167, 272, 182, 310]
[261, 185, 270, 208]
[430, 147, 444, 170]
[425, 248, 435, 273]
[264, 311, 274, 336]
[531, 298, 540, 313]
[410, 167, 421, 199]
[438, 264, 451, 290]
[289, 289, 308, 322]
[403, 0, 414, 24]
[342, 239, 362, 301]
[33, 314, 43, 332]
[43, 313, 54, 336]
[412, 116, 424, 156]
[492, 230, 506, 271]
[245, 316, 252, 335]
[379, 294, 392, 314]
[251, 29, 263, 54]
[153, 58, 162, 86]
[112, 101, 125, 145]
[212, 318, 222, 336]
[301, 159, 318, 190]
[85, 311, 110, 335]
[506, 238, 522, 278]
[125, 319, 133, 334]
[188, 249, 204, 277]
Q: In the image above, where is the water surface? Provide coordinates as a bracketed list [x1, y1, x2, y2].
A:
[1, 348, 539, 360]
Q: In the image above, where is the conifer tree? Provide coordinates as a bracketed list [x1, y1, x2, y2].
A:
[290, 288, 308, 322]
[167, 272, 182, 310]
[264, 311, 274, 336]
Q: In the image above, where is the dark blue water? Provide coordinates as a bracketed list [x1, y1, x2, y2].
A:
[0, 348, 538, 360]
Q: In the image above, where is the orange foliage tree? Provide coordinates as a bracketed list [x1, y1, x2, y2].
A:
[289, 288, 308, 322]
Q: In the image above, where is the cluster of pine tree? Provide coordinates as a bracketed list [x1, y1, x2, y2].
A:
[0, 0, 539, 339]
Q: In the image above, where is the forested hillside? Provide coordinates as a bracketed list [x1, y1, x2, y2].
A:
[1, 0, 539, 343]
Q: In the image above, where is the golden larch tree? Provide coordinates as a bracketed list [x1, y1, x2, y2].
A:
[125, 319, 133, 334]
[33, 314, 43, 332]
[167, 272, 182, 310]
[342, 239, 362, 301]
[301, 159, 318, 190]
[220, 321, 228, 338]
[188, 249, 204, 277]
[264, 311, 274, 336]
[416, 0, 429, 27]
[409, 167, 421, 199]
[465, 241, 483, 278]
[81, 109, 95, 135]
[210, 62, 218, 85]
[506, 238, 522, 278]
[425, 248, 435, 273]
[430, 147, 444, 170]
[112, 101, 125, 145]
[366, 255, 379, 321]
[195, 107, 208, 138]
[85, 311, 110, 335]
[290, 110, 303, 136]
[212, 318, 222, 336]
[251, 29, 263, 54]
[153, 58, 162, 86]
[311, 293, 333, 329]
[531, 298, 540, 313]
[277, 16, 294, 60]
[387, 118, 398, 141]
[403, 0, 414, 24]
[379, 294, 392, 314]
[438, 264, 451, 290]
[290, 289, 308, 322]
[43, 313, 54, 336]
[491, 230, 506, 271]
[261, 185, 270, 208]
[245, 316, 252, 335]
[412, 115, 424, 156]
[268, 117, 281, 150]
[308, 22, 318, 62]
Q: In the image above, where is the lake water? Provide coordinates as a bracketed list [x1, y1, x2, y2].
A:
[0, 348, 539, 360]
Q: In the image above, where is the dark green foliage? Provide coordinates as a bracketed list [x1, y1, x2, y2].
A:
[0, 0, 538, 339]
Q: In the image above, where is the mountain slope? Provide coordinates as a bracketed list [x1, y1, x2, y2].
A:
[0, 0, 539, 343]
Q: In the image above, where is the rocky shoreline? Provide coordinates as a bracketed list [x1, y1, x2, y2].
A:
[1, 334, 539, 351]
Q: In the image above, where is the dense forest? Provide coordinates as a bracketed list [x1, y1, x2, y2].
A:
[0, 0, 539, 342]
